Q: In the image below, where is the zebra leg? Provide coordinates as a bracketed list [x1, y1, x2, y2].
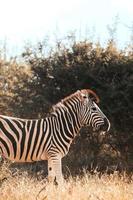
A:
[48, 156, 63, 184]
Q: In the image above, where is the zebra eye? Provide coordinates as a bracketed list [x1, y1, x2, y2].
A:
[83, 95, 87, 99]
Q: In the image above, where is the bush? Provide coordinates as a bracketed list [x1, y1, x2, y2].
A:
[0, 39, 133, 173]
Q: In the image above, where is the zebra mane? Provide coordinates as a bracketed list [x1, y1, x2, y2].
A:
[51, 90, 81, 114]
[51, 89, 99, 114]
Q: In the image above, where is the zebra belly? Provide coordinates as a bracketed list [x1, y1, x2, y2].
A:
[0, 151, 48, 163]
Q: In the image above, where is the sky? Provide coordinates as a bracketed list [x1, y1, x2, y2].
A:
[0, 0, 133, 57]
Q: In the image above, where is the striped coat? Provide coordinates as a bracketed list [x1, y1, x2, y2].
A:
[0, 89, 110, 183]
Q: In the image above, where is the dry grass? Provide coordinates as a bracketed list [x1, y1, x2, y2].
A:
[0, 163, 133, 200]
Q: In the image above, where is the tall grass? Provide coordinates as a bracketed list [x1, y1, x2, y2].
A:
[0, 163, 133, 200]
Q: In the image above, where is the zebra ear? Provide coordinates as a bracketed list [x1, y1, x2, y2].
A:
[87, 89, 100, 103]
[89, 93, 97, 102]
[79, 89, 99, 103]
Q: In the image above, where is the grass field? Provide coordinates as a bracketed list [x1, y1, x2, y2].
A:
[0, 162, 133, 200]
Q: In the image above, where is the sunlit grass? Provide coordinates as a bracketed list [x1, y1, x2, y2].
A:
[0, 163, 133, 200]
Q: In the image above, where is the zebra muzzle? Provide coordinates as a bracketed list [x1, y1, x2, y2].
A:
[100, 118, 110, 132]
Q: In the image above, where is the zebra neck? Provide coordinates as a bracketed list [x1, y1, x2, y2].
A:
[63, 105, 82, 138]
[53, 106, 81, 140]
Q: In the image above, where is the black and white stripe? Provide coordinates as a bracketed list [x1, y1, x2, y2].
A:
[0, 89, 110, 183]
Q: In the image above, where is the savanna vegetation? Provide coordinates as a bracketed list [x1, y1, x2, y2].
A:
[0, 32, 133, 199]
[0, 163, 133, 200]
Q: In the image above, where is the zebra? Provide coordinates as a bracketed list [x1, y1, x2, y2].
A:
[0, 89, 110, 183]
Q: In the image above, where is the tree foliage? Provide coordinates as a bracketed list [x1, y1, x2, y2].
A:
[0, 39, 133, 173]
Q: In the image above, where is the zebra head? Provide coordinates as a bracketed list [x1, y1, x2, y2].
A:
[79, 89, 110, 133]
